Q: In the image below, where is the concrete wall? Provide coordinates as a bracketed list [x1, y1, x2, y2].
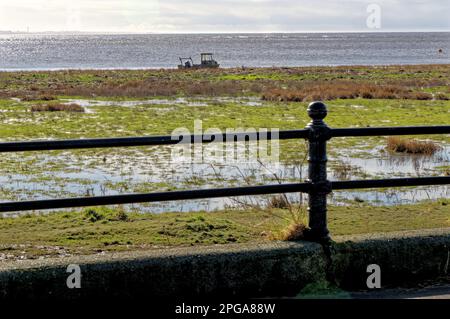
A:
[1, 228, 449, 299]
[332, 228, 450, 289]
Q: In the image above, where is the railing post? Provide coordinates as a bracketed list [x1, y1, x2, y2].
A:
[305, 101, 332, 243]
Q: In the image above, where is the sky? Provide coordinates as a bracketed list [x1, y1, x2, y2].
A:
[0, 0, 448, 33]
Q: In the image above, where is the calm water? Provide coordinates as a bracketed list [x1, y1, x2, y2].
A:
[0, 32, 449, 70]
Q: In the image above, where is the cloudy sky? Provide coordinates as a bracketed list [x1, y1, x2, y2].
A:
[0, 0, 448, 33]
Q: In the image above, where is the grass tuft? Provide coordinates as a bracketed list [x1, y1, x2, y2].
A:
[21, 94, 57, 102]
[83, 208, 104, 222]
[279, 223, 307, 241]
[113, 208, 129, 221]
[261, 82, 434, 102]
[267, 195, 290, 209]
[386, 137, 441, 155]
[31, 103, 85, 112]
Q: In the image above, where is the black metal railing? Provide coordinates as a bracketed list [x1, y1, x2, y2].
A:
[0, 101, 449, 242]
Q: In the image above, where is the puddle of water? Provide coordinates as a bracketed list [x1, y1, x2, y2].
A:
[331, 185, 449, 206]
[61, 96, 263, 110]
[350, 105, 366, 109]
[334, 146, 449, 179]
[61, 98, 204, 108]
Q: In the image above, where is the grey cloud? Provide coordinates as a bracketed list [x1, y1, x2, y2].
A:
[158, 0, 449, 31]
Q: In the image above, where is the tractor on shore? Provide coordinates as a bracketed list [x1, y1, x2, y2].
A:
[178, 53, 220, 69]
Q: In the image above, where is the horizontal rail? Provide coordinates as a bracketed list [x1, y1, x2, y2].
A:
[332, 176, 450, 190]
[331, 126, 450, 137]
[0, 130, 308, 153]
[0, 126, 448, 153]
[0, 176, 448, 213]
[0, 183, 311, 212]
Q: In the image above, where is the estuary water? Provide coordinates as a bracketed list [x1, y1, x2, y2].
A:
[0, 32, 449, 70]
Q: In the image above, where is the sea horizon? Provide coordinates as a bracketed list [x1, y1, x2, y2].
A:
[1, 30, 449, 35]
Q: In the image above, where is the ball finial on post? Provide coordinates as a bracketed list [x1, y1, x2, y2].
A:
[307, 101, 327, 124]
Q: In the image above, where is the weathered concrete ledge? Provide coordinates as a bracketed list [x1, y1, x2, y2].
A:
[0, 241, 326, 300]
[332, 228, 450, 289]
[1, 228, 449, 299]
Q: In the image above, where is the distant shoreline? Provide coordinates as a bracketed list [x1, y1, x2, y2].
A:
[1, 63, 450, 73]
[1, 31, 449, 35]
